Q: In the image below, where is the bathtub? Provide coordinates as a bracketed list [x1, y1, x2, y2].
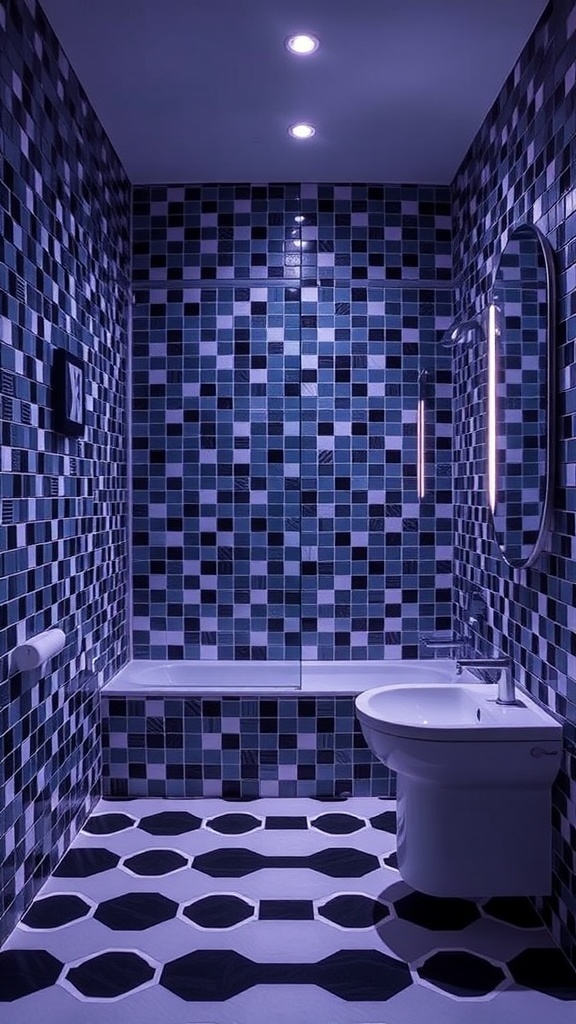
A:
[101, 657, 461, 799]
[103, 658, 459, 695]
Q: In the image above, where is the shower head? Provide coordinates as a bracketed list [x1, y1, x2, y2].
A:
[440, 319, 484, 348]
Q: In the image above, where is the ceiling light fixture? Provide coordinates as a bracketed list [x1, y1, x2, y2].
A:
[285, 33, 319, 55]
[288, 122, 315, 139]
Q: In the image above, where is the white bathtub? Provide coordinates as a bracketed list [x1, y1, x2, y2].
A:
[103, 658, 460, 695]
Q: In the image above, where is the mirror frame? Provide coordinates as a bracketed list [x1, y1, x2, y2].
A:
[489, 223, 556, 569]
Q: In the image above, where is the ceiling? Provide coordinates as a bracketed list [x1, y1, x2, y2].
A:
[39, 0, 548, 185]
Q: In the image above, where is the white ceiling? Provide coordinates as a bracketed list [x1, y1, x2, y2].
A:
[40, 0, 548, 185]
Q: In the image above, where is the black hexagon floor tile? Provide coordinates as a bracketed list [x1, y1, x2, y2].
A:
[192, 847, 380, 878]
[160, 948, 412, 1001]
[21, 894, 91, 929]
[482, 897, 544, 929]
[508, 947, 576, 1000]
[138, 811, 202, 835]
[122, 849, 189, 875]
[94, 892, 178, 930]
[311, 813, 365, 834]
[369, 811, 397, 833]
[82, 813, 135, 835]
[394, 891, 481, 930]
[183, 895, 255, 928]
[66, 951, 156, 998]
[417, 950, 506, 997]
[53, 848, 120, 877]
[318, 894, 390, 928]
[206, 813, 262, 834]
[0, 950, 63, 1001]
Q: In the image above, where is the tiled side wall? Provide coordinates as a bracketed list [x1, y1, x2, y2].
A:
[0, 0, 131, 941]
[132, 183, 453, 661]
[101, 693, 393, 799]
[452, 0, 576, 964]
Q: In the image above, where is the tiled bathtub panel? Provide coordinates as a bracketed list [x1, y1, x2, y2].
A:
[132, 183, 454, 661]
[101, 694, 394, 799]
[452, 0, 576, 963]
[0, 0, 131, 941]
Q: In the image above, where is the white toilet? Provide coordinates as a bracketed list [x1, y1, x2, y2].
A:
[355, 682, 562, 897]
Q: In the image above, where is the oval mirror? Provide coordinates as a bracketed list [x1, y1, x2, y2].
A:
[489, 224, 555, 568]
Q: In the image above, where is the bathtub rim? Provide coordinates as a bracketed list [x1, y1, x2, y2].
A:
[102, 657, 463, 697]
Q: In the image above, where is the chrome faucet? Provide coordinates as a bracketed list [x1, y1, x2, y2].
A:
[456, 656, 516, 705]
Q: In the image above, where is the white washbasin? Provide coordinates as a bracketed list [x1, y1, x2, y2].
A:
[355, 681, 562, 897]
[355, 682, 562, 741]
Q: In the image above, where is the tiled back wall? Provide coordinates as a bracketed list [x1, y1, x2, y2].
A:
[452, 0, 576, 965]
[132, 183, 453, 661]
[0, 0, 131, 942]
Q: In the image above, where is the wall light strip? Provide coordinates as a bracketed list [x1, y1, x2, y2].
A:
[417, 398, 425, 499]
[417, 370, 428, 501]
[487, 303, 497, 513]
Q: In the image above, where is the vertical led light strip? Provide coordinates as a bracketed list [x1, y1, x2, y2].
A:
[417, 371, 427, 500]
[487, 303, 497, 513]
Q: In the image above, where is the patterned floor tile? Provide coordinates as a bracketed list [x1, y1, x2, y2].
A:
[1, 797, 575, 1024]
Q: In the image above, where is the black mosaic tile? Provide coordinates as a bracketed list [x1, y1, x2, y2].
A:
[131, 182, 452, 663]
[452, 0, 576, 963]
[102, 693, 394, 799]
[0, 0, 130, 942]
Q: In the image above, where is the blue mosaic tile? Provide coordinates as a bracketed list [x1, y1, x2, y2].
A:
[452, 0, 576, 966]
[101, 694, 394, 800]
[131, 183, 453, 661]
[0, 0, 130, 942]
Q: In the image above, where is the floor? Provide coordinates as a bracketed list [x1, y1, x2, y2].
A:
[1, 797, 576, 1024]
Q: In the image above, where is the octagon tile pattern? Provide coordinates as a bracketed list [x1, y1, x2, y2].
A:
[1, 796, 575, 1024]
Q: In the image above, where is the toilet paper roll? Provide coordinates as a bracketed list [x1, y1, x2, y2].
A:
[12, 628, 66, 672]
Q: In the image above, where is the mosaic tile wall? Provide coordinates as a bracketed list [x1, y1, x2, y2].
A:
[132, 183, 454, 661]
[0, 0, 131, 942]
[101, 693, 392, 800]
[451, 0, 576, 965]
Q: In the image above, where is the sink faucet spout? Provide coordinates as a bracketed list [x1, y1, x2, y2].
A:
[456, 656, 516, 705]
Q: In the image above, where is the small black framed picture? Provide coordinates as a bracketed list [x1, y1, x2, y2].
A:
[52, 349, 85, 436]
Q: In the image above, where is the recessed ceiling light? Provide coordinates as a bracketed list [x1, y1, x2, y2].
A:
[286, 33, 320, 55]
[288, 123, 315, 139]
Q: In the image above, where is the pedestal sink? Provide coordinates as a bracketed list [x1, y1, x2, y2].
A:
[355, 682, 562, 897]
